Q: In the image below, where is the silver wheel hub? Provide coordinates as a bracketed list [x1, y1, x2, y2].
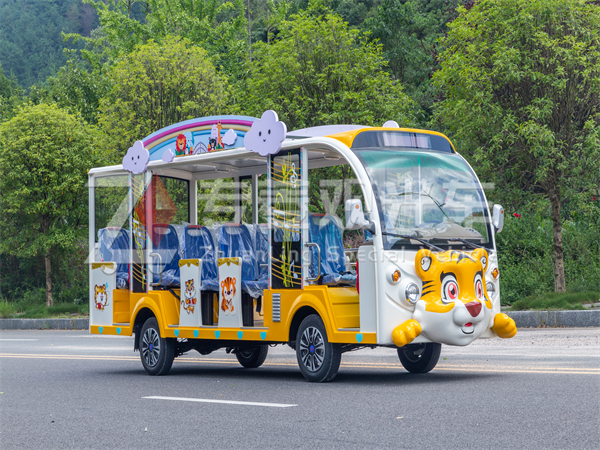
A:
[142, 328, 161, 367]
[299, 326, 325, 372]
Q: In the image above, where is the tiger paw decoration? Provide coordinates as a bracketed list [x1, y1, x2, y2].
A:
[392, 319, 422, 347]
[492, 313, 517, 338]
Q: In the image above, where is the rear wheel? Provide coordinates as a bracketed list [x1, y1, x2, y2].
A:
[140, 317, 175, 376]
[296, 314, 341, 382]
[236, 345, 269, 368]
[397, 342, 441, 373]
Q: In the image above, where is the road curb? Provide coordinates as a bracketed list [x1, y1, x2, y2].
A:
[505, 310, 600, 328]
[0, 318, 89, 330]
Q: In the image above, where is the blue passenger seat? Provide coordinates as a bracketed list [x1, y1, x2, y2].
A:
[150, 224, 181, 287]
[308, 214, 356, 286]
[218, 224, 268, 298]
[183, 225, 219, 292]
[99, 227, 130, 289]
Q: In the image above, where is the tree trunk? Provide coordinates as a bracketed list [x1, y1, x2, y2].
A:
[45, 249, 53, 307]
[549, 190, 566, 293]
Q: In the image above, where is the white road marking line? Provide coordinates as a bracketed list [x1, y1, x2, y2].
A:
[144, 396, 297, 408]
[0, 339, 39, 341]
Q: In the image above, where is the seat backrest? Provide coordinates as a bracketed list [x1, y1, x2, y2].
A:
[151, 224, 181, 286]
[99, 227, 130, 283]
[308, 214, 346, 279]
[184, 225, 218, 287]
[218, 224, 256, 282]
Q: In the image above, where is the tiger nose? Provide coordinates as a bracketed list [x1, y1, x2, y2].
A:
[465, 301, 482, 317]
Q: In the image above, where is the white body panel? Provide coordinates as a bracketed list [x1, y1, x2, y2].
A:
[218, 258, 243, 328]
[90, 263, 116, 326]
[357, 245, 377, 334]
[179, 260, 202, 327]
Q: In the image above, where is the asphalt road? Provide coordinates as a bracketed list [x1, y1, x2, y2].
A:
[0, 328, 598, 450]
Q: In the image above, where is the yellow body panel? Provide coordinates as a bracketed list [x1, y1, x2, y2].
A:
[91, 286, 376, 345]
[327, 127, 456, 151]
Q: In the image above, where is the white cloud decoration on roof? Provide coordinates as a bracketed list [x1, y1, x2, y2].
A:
[161, 148, 175, 163]
[383, 120, 400, 128]
[122, 141, 150, 174]
[222, 128, 238, 146]
[243, 110, 287, 156]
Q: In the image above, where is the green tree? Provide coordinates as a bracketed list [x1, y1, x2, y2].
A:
[98, 36, 229, 161]
[432, 0, 600, 293]
[0, 103, 106, 306]
[65, 0, 248, 78]
[241, 10, 417, 129]
[29, 58, 111, 125]
[0, 0, 98, 87]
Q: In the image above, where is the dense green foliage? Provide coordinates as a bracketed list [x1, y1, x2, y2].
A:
[242, 11, 417, 128]
[509, 291, 598, 311]
[0, 0, 98, 87]
[98, 36, 229, 161]
[0, 0, 598, 309]
[433, 0, 600, 292]
[0, 103, 106, 305]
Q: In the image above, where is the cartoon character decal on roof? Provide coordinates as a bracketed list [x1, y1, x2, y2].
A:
[391, 248, 517, 347]
[159, 122, 239, 162]
[244, 110, 287, 156]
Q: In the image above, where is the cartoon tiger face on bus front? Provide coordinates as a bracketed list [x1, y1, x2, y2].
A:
[392, 248, 517, 347]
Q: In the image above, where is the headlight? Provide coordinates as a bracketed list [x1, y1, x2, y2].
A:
[486, 281, 496, 298]
[405, 283, 420, 304]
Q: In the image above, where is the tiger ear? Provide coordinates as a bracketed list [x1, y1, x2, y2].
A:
[472, 248, 489, 271]
[415, 249, 435, 279]
[221, 280, 225, 288]
[232, 278, 237, 286]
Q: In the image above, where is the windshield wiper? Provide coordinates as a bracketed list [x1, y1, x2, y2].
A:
[382, 232, 444, 252]
[395, 191, 458, 225]
[446, 237, 486, 249]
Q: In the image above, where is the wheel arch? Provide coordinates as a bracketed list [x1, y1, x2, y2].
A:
[132, 301, 162, 351]
[288, 305, 320, 347]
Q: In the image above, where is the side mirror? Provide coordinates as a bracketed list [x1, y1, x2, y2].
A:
[345, 199, 369, 230]
[492, 204, 504, 233]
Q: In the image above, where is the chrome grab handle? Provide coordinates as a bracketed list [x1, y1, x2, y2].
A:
[149, 252, 162, 287]
[305, 242, 321, 282]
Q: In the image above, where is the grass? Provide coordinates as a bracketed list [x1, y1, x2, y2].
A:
[508, 291, 600, 311]
[0, 301, 88, 319]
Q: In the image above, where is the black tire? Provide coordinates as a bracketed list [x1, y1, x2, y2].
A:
[236, 345, 268, 368]
[140, 317, 175, 376]
[296, 314, 341, 382]
[397, 342, 441, 373]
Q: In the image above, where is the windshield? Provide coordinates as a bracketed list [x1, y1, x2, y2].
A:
[356, 149, 492, 250]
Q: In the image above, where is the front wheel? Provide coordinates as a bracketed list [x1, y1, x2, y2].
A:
[397, 342, 441, 373]
[296, 315, 341, 382]
[236, 345, 268, 368]
[140, 317, 175, 376]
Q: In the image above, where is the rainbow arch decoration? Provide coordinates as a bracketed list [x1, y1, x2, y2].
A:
[142, 115, 258, 162]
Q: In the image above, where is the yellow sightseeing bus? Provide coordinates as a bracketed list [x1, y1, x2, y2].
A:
[88, 112, 516, 382]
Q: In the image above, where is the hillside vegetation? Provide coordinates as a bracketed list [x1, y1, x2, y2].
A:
[0, 0, 598, 313]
